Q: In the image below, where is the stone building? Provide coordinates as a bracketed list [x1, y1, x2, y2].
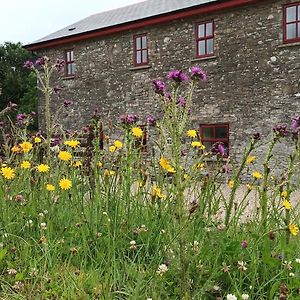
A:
[25, 0, 300, 161]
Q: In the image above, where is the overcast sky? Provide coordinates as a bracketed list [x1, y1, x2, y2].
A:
[0, 0, 145, 45]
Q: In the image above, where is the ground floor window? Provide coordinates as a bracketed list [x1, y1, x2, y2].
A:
[200, 123, 229, 156]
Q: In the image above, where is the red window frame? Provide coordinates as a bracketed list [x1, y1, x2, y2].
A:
[200, 123, 229, 157]
[133, 34, 149, 66]
[195, 21, 214, 58]
[283, 3, 300, 43]
[65, 49, 75, 77]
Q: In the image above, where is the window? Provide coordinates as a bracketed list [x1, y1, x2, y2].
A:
[284, 3, 300, 43]
[200, 124, 229, 156]
[65, 49, 75, 76]
[134, 34, 149, 66]
[196, 21, 214, 58]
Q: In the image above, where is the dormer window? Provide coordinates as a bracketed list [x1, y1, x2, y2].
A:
[134, 34, 149, 66]
[196, 21, 214, 58]
[65, 49, 75, 77]
[284, 3, 300, 43]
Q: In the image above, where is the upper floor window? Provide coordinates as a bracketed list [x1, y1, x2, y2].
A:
[65, 49, 75, 76]
[200, 123, 229, 157]
[284, 3, 300, 43]
[196, 21, 214, 58]
[134, 34, 148, 66]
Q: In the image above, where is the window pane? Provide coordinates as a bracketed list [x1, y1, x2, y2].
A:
[206, 22, 213, 36]
[136, 37, 141, 50]
[215, 127, 227, 139]
[298, 6, 300, 21]
[70, 51, 74, 61]
[207, 39, 214, 54]
[67, 64, 72, 75]
[142, 50, 147, 63]
[286, 6, 296, 22]
[136, 51, 141, 64]
[287, 23, 297, 39]
[141, 36, 147, 49]
[298, 23, 300, 38]
[198, 40, 206, 56]
[198, 24, 205, 38]
[203, 127, 214, 139]
[66, 52, 71, 62]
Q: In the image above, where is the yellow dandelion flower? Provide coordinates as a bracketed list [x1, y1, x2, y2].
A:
[73, 161, 83, 168]
[246, 155, 256, 165]
[191, 141, 205, 150]
[46, 184, 55, 191]
[104, 169, 115, 176]
[289, 224, 299, 236]
[37, 164, 50, 173]
[114, 140, 123, 149]
[195, 163, 205, 170]
[58, 151, 72, 161]
[19, 141, 33, 153]
[246, 183, 253, 190]
[283, 199, 292, 210]
[20, 160, 31, 169]
[159, 156, 175, 173]
[64, 140, 80, 148]
[97, 162, 103, 168]
[151, 185, 166, 199]
[186, 129, 197, 138]
[281, 191, 288, 198]
[183, 174, 189, 180]
[34, 137, 42, 143]
[228, 180, 235, 189]
[1, 167, 15, 180]
[11, 145, 21, 153]
[131, 127, 143, 138]
[252, 171, 263, 180]
[109, 145, 116, 153]
[59, 178, 72, 190]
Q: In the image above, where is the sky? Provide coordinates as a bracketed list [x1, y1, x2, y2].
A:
[0, 0, 145, 45]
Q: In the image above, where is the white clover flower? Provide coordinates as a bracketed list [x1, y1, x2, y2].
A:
[7, 268, 17, 276]
[295, 258, 300, 264]
[157, 264, 168, 276]
[26, 220, 33, 227]
[40, 223, 47, 230]
[242, 294, 249, 300]
[129, 240, 137, 250]
[226, 294, 237, 300]
[289, 272, 295, 277]
[38, 212, 44, 218]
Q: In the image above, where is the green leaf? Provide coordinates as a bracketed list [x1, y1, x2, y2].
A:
[0, 249, 7, 263]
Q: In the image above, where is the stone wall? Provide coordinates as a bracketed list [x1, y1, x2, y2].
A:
[37, 0, 300, 166]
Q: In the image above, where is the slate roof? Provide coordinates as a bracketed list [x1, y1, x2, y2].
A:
[33, 0, 217, 44]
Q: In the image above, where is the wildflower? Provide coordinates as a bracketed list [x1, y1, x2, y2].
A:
[55, 59, 65, 72]
[246, 155, 256, 165]
[34, 137, 42, 143]
[252, 171, 263, 180]
[283, 260, 293, 271]
[288, 223, 299, 236]
[15, 195, 25, 203]
[40, 223, 47, 230]
[183, 173, 189, 180]
[64, 140, 80, 148]
[226, 294, 237, 300]
[11, 145, 21, 153]
[109, 145, 116, 153]
[195, 163, 205, 170]
[246, 183, 253, 190]
[19, 141, 33, 153]
[129, 240, 137, 250]
[26, 220, 33, 227]
[58, 151, 72, 161]
[295, 258, 300, 264]
[167, 70, 189, 83]
[37, 164, 50, 173]
[70, 247, 78, 255]
[177, 97, 187, 108]
[151, 185, 166, 199]
[114, 140, 123, 149]
[131, 127, 143, 138]
[120, 114, 138, 125]
[24, 60, 34, 69]
[192, 241, 200, 252]
[20, 160, 31, 169]
[238, 261, 247, 271]
[157, 264, 168, 276]
[291, 115, 300, 134]
[190, 66, 207, 82]
[283, 199, 292, 210]
[46, 184, 55, 191]
[281, 190, 288, 198]
[186, 129, 197, 138]
[12, 281, 24, 291]
[97, 162, 103, 168]
[212, 142, 226, 156]
[146, 115, 156, 126]
[273, 124, 288, 137]
[152, 79, 165, 94]
[73, 161, 83, 168]
[191, 141, 205, 149]
[63, 99, 73, 107]
[159, 156, 175, 173]
[7, 268, 17, 276]
[39, 236, 47, 244]
[59, 178, 72, 190]
[241, 294, 249, 300]
[1, 167, 15, 180]
[228, 180, 235, 189]
[241, 240, 248, 249]
[104, 170, 115, 176]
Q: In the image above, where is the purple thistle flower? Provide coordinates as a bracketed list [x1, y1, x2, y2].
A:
[177, 97, 187, 108]
[164, 92, 172, 103]
[53, 135, 62, 146]
[55, 59, 65, 72]
[241, 240, 248, 249]
[35, 57, 46, 66]
[24, 60, 34, 70]
[16, 113, 27, 121]
[291, 116, 300, 133]
[63, 99, 73, 107]
[273, 125, 288, 138]
[190, 66, 207, 82]
[167, 70, 189, 83]
[152, 79, 165, 95]
[54, 85, 63, 94]
[119, 114, 138, 125]
[146, 115, 156, 126]
[212, 142, 226, 157]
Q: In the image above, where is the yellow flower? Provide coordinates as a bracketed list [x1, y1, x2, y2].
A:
[114, 140, 123, 149]
[195, 163, 205, 170]
[37, 164, 50, 173]
[19, 141, 33, 153]
[191, 141, 205, 150]
[186, 129, 197, 138]
[159, 156, 176, 173]
[131, 127, 143, 138]
[20, 160, 31, 169]
[281, 191, 288, 198]
[104, 169, 115, 176]
[11, 145, 21, 153]
[109, 145, 116, 153]
[228, 180, 235, 189]
[64, 140, 80, 148]
[246, 155, 256, 165]
[246, 183, 253, 190]
[34, 137, 42, 143]
[73, 161, 83, 168]
[183, 174, 189, 180]
[252, 171, 263, 180]
[97, 162, 103, 168]
[283, 199, 292, 210]
[58, 151, 72, 161]
[1, 167, 15, 180]
[151, 185, 166, 199]
[46, 184, 55, 191]
[59, 178, 72, 190]
[289, 224, 299, 236]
